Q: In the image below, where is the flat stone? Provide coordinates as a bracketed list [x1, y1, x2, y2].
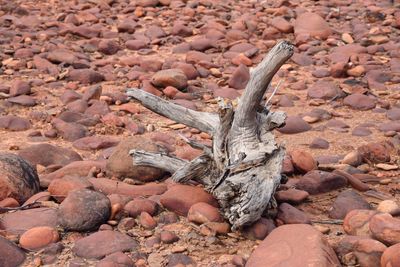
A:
[277, 116, 311, 134]
[72, 230, 138, 259]
[0, 208, 59, 235]
[295, 170, 347, 194]
[344, 93, 376, 110]
[246, 224, 340, 266]
[329, 190, 371, 219]
[18, 143, 82, 167]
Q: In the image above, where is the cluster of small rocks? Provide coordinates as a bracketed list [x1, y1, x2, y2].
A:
[0, 0, 400, 266]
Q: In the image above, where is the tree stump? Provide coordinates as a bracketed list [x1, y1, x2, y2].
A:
[126, 41, 294, 229]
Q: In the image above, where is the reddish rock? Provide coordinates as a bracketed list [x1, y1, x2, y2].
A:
[242, 218, 276, 240]
[171, 21, 193, 37]
[117, 19, 137, 33]
[23, 191, 51, 206]
[73, 136, 119, 151]
[48, 175, 93, 202]
[343, 209, 378, 236]
[307, 80, 344, 100]
[0, 208, 59, 235]
[10, 80, 31, 96]
[344, 93, 376, 110]
[0, 236, 26, 267]
[294, 12, 332, 39]
[159, 185, 218, 216]
[213, 88, 240, 100]
[51, 118, 88, 141]
[290, 150, 317, 174]
[18, 143, 82, 167]
[167, 254, 196, 267]
[160, 230, 179, 244]
[190, 38, 215, 51]
[98, 39, 120, 55]
[151, 69, 188, 90]
[85, 100, 110, 116]
[33, 56, 59, 75]
[0, 115, 31, 131]
[139, 211, 157, 229]
[329, 190, 371, 219]
[0, 153, 40, 204]
[171, 62, 199, 80]
[295, 170, 347, 195]
[47, 49, 76, 65]
[277, 203, 311, 224]
[59, 188, 111, 232]
[97, 251, 134, 267]
[19, 226, 59, 251]
[277, 116, 311, 134]
[336, 236, 387, 267]
[310, 137, 329, 149]
[89, 178, 167, 197]
[275, 188, 309, 204]
[72, 230, 138, 259]
[330, 62, 348, 78]
[188, 202, 223, 224]
[369, 213, 400, 245]
[270, 17, 293, 33]
[68, 69, 105, 84]
[83, 85, 102, 101]
[106, 136, 165, 182]
[357, 142, 391, 163]
[381, 243, 400, 267]
[126, 39, 147, 50]
[186, 51, 213, 64]
[42, 160, 105, 186]
[0, 198, 19, 211]
[124, 198, 158, 218]
[228, 64, 250, 90]
[246, 224, 340, 266]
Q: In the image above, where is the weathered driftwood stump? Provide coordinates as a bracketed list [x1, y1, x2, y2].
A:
[126, 41, 294, 229]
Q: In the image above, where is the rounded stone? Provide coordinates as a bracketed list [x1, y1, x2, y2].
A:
[19, 226, 59, 251]
[0, 153, 40, 204]
[59, 188, 111, 231]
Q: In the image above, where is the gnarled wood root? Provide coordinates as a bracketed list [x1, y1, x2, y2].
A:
[127, 40, 294, 229]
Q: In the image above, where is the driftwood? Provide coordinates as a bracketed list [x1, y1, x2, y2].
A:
[126, 41, 294, 229]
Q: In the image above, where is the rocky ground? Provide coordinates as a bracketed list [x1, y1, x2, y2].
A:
[0, 0, 400, 266]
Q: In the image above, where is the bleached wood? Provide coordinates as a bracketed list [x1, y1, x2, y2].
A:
[126, 89, 219, 134]
[128, 41, 294, 229]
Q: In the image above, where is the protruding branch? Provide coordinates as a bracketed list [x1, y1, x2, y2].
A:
[232, 41, 294, 129]
[126, 89, 219, 134]
[129, 150, 187, 173]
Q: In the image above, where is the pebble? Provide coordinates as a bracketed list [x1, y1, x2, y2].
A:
[187, 202, 224, 224]
[343, 209, 378, 236]
[290, 150, 317, 174]
[381, 243, 400, 267]
[159, 184, 218, 216]
[72, 230, 138, 259]
[369, 213, 400, 245]
[19, 226, 59, 251]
